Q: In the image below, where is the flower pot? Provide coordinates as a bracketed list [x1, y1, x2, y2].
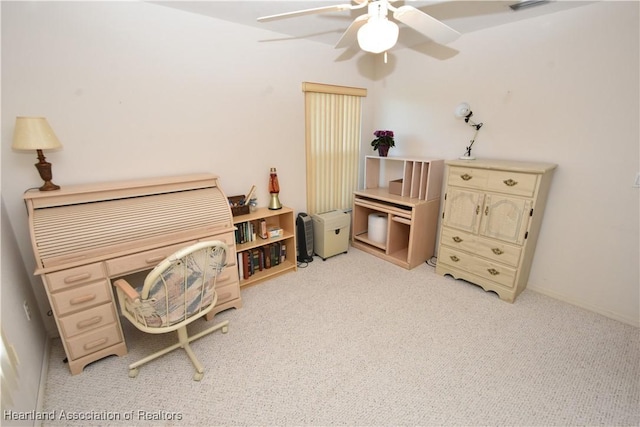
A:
[378, 146, 389, 157]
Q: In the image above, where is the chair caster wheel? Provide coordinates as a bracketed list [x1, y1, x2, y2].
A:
[193, 372, 204, 381]
[128, 368, 139, 378]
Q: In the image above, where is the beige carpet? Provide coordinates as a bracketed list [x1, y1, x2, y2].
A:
[41, 247, 639, 426]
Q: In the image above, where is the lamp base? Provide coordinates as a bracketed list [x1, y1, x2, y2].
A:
[268, 193, 282, 210]
[459, 155, 476, 160]
[39, 181, 60, 191]
[35, 150, 61, 191]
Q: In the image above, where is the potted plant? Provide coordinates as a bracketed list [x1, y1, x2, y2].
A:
[370, 130, 395, 157]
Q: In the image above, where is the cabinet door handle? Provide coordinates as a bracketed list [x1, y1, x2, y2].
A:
[461, 173, 472, 181]
[70, 294, 97, 305]
[484, 206, 489, 215]
[77, 316, 102, 329]
[450, 255, 460, 262]
[503, 179, 518, 187]
[491, 248, 504, 255]
[476, 205, 480, 215]
[487, 268, 500, 276]
[452, 236, 463, 243]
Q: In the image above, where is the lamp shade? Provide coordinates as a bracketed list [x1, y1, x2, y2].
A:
[357, 17, 399, 54]
[454, 102, 471, 118]
[12, 117, 62, 151]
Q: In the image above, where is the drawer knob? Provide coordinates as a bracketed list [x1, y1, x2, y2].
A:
[77, 316, 102, 329]
[452, 236, 463, 243]
[64, 273, 92, 284]
[487, 268, 500, 276]
[492, 248, 504, 255]
[145, 255, 166, 264]
[450, 255, 460, 262]
[503, 179, 518, 187]
[70, 294, 97, 305]
[460, 173, 472, 181]
[84, 337, 108, 350]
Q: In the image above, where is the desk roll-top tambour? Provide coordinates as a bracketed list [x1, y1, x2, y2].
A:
[24, 174, 242, 375]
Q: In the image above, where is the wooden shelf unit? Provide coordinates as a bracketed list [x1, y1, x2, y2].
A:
[352, 156, 444, 269]
[233, 206, 297, 287]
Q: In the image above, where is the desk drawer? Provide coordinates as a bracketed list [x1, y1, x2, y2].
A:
[105, 241, 196, 277]
[58, 302, 118, 338]
[50, 279, 112, 316]
[200, 232, 237, 266]
[66, 323, 123, 360]
[45, 263, 106, 293]
[215, 268, 240, 306]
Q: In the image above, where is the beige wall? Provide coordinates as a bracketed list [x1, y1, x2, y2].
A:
[0, 1, 373, 334]
[1, 0, 638, 356]
[368, 1, 639, 325]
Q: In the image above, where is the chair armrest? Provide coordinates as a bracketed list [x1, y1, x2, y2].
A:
[113, 279, 140, 302]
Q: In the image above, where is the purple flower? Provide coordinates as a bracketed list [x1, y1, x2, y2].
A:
[370, 129, 395, 151]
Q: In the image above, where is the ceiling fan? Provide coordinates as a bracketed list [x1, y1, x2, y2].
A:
[257, 0, 461, 54]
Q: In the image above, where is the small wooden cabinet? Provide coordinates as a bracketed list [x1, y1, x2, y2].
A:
[232, 207, 297, 287]
[436, 159, 557, 302]
[352, 156, 444, 269]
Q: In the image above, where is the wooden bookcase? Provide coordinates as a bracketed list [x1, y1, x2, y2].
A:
[352, 156, 444, 269]
[233, 206, 297, 287]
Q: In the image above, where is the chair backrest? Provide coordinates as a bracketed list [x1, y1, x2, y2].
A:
[135, 241, 228, 329]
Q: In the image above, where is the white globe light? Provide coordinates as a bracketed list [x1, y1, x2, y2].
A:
[357, 18, 399, 54]
[454, 102, 471, 118]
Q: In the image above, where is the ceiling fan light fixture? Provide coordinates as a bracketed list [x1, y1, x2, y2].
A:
[357, 17, 399, 54]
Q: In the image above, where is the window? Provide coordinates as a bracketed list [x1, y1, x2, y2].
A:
[302, 82, 367, 214]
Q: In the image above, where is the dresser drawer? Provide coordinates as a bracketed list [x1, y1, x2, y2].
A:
[439, 246, 516, 289]
[105, 241, 196, 277]
[487, 170, 537, 197]
[66, 323, 123, 360]
[475, 235, 522, 267]
[200, 232, 237, 267]
[58, 302, 118, 338]
[50, 279, 113, 316]
[45, 263, 107, 293]
[448, 167, 489, 189]
[440, 227, 477, 253]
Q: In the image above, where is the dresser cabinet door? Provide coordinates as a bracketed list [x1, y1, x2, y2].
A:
[479, 194, 532, 245]
[442, 189, 485, 234]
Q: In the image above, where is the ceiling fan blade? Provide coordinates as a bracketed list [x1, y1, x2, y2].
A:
[392, 5, 461, 45]
[257, 4, 353, 22]
[335, 14, 369, 49]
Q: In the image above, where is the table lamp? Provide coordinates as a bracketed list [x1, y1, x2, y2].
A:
[12, 117, 63, 191]
[268, 167, 282, 210]
[454, 102, 483, 160]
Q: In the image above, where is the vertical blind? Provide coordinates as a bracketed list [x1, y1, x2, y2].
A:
[303, 82, 367, 215]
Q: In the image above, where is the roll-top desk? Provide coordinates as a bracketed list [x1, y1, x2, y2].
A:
[24, 174, 242, 374]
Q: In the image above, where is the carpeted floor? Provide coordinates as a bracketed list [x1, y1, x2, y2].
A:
[41, 247, 639, 426]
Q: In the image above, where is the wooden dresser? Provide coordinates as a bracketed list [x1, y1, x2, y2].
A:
[24, 174, 242, 374]
[436, 159, 556, 302]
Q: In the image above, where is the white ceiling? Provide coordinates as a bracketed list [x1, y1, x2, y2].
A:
[151, 1, 595, 51]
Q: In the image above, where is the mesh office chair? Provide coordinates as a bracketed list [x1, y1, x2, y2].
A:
[113, 241, 230, 381]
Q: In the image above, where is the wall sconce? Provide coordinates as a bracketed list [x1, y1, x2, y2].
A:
[12, 117, 63, 191]
[454, 102, 483, 160]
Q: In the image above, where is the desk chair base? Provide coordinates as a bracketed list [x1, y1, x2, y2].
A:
[128, 320, 229, 381]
